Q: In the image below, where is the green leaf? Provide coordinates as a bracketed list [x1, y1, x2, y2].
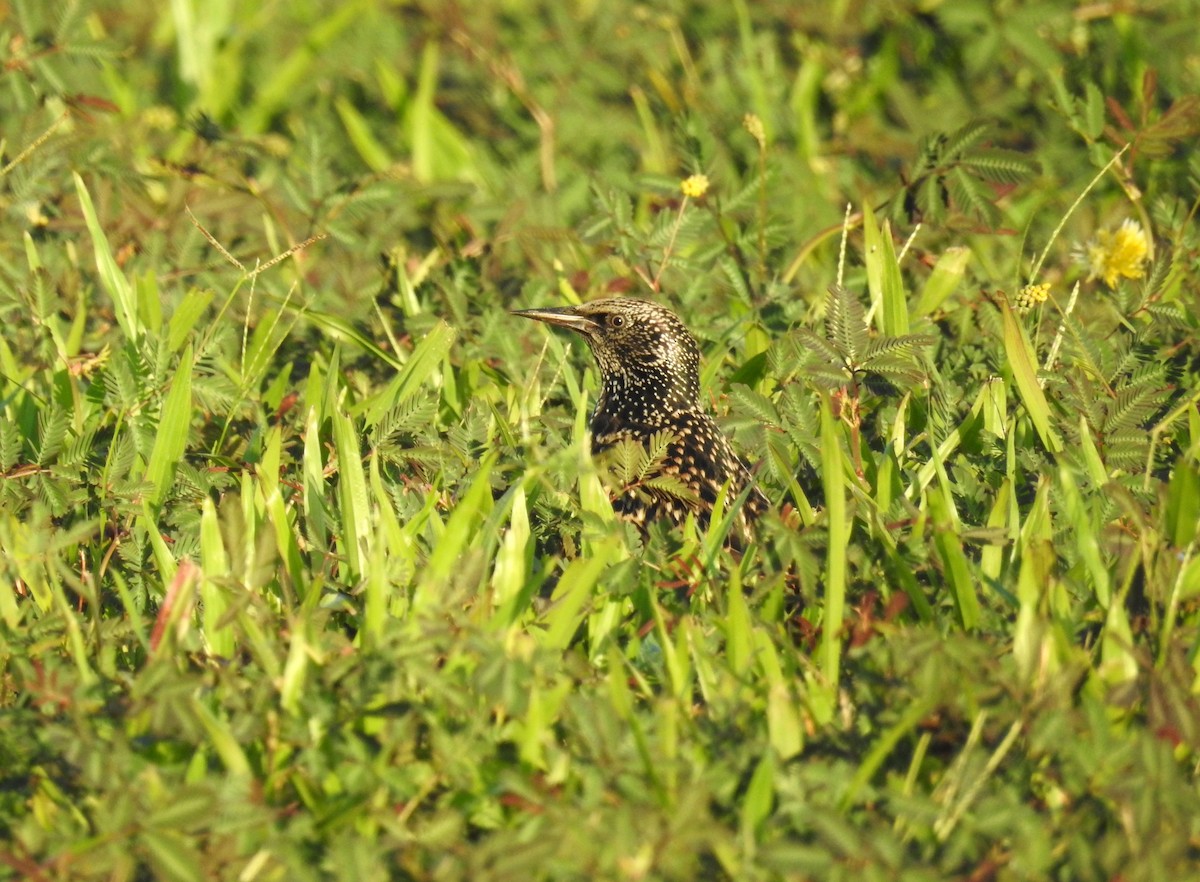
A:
[1000, 300, 1063, 452]
[35, 407, 68, 466]
[915, 246, 970, 316]
[362, 320, 457, 425]
[947, 166, 1000, 228]
[418, 452, 497, 600]
[862, 203, 908, 335]
[540, 539, 619, 650]
[740, 753, 775, 844]
[199, 496, 233, 657]
[144, 344, 194, 510]
[791, 327, 846, 372]
[942, 119, 992, 157]
[719, 255, 753, 304]
[168, 288, 214, 354]
[820, 395, 847, 688]
[1165, 459, 1200, 548]
[490, 482, 532, 621]
[729, 383, 780, 426]
[140, 829, 205, 882]
[75, 172, 139, 341]
[335, 95, 393, 172]
[188, 694, 251, 777]
[957, 149, 1039, 184]
[928, 476, 980, 630]
[825, 285, 869, 368]
[148, 787, 218, 831]
[332, 401, 371, 582]
[766, 680, 804, 760]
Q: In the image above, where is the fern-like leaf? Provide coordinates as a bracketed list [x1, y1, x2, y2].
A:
[1138, 252, 1173, 303]
[640, 430, 676, 482]
[728, 384, 781, 426]
[0, 418, 22, 471]
[956, 149, 1040, 185]
[36, 407, 69, 466]
[1103, 385, 1170, 434]
[1061, 314, 1108, 384]
[862, 333, 936, 364]
[826, 286, 869, 366]
[1145, 302, 1188, 327]
[718, 255, 753, 304]
[942, 120, 993, 158]
[946, 167, 1000, 228]
[791, 327, 847, 372]
[641, 475, 700, 504]
[605, 437, 647, 487]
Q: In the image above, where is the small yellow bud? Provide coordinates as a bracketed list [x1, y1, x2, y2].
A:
[680, 174, 710, 199]
[1013, 282, 1050, 312]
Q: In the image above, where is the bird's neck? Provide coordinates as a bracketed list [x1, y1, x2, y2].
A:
[595, 364, 698, 426]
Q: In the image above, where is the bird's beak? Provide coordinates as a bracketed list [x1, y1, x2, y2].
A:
[511, 306, 598, 333]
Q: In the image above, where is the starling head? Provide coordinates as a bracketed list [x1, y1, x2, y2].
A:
[512, 298, 700, 424]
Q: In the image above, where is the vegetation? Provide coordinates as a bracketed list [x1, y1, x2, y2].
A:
[2, 1, 1199, 879]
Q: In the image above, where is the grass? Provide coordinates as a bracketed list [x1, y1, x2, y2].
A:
[2, 1, 1199, 880]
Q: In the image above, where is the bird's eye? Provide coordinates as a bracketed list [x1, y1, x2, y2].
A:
[609, 315, 625, 328]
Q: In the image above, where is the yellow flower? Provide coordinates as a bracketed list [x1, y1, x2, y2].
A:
[1085, 219, 1149, 287]
[680, 174, 710, 199]
[1014, 282, 1050, 312]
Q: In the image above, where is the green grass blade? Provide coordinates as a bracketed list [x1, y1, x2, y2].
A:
[1000, 299, 1063, 452]
[168, 289, 214, 354]
[980, 479, 1013, 583]
[279, 616, 311, 716]
[740, 753, 775, 850]
[144, 344, 193, 511]
[405, 42, 479, 183]
[863, 203, 909, 335]
[1058, 466, 1110, 608]
[301, 308, 404, 371]
[540, 539, 619, 651]
[820, 395, 847, 689]
[928, 476, 981, 630]
[335, 95, 393, 172]
[842, 695, 935, 809]
[199, 496, 233, 657]
[416, 452, 497, 606]
[914, 246, 970, 316]
[725, 569, 754, 676]
[332, 403, 371, 583]
[141, 501, 178, 586]
[361, 321, 457, 425]
[188, 694, 251, 777]
[490, 481, 532, 624]
[74, 172, 139, 342]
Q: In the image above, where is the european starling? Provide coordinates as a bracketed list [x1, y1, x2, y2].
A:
[513, 298, 767, 539]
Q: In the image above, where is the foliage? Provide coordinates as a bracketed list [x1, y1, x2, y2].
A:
[889, 120, 1041, 230]
[2, 1, 1200, 880]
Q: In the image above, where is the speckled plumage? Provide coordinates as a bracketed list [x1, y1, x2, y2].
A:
[513, 298, 767, 539]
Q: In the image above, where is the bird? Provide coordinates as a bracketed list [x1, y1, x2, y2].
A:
[513, 297, 767, 542]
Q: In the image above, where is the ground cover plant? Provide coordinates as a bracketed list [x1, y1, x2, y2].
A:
[2, 1, 1199, 879]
